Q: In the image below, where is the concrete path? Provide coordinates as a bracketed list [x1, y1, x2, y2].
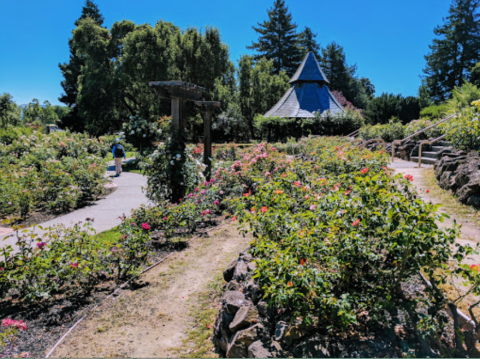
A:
[390, 159, 480, 264]
[1, 158, 152, 250]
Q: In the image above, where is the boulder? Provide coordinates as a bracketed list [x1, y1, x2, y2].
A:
[226, 280, 241, 291]
[274, 321, 288, 341]
[435, 156, 467, 180]
[248, 340, 284, 358]
[229, 305, 259, 332]
[438, 171, 454, 190]
[247, 262, 257, 272]
[234, 260, 249, 281]
[215, 336, 228, 352]
[257, 301, 268, 317]
[224, 258, 238, 282]
[292, 336, 331, 358]
[245, 280, 262, 303]
[226, 324, 264, 358]
[284, 322, 313, 347]
[222, 291, 250, 315]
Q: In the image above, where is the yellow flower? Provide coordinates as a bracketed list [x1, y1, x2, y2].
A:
[471, 99, 480, 110]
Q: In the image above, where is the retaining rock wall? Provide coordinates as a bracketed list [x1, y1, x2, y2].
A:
[434, 148, 480, 208]
[214, 249, 397, 358]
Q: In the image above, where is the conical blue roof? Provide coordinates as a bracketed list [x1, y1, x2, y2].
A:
[289, 52, 329, 84]
[264, 52, 344, 118]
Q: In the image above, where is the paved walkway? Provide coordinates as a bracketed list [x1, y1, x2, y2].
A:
[390, 159, 480, 264]
[1, 159, 152, 250]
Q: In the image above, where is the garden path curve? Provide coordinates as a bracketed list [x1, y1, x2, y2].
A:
[390, 159, 480, 264]
[0, 159, 152, 251]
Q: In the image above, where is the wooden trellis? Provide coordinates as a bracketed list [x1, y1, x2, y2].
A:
[149, 81, 220, 179]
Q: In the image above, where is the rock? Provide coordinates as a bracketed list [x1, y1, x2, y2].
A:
[292, 336, 331, 358]
[245, 280, 262, 303]
[227, 324, 264, 358]
[284, 322, 313, 347]
[438, 171, 454, 190]
[226, 280, 241, 291]
[222, 291, 249, 315]
[216, 336, 228, 352]
[224, 259, 238, 282]
[248, 340, 272, 358]
[226, 340, 247, 358]
[257, 301, 268, 317]
[242, 253, 253, 262]
[274, 321, 288, 341]
[247, 262, 257, 272]
[229, 306, 259, 332]
[248, 340, 284, 358]
[234, 260, 249, 281]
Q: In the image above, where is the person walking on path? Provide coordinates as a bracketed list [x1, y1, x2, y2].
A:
[112, 138, 126, 177]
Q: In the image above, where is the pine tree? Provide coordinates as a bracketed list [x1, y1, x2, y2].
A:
[424, 0, 480, 102]
[320, 42, 355, 100]
[58, 0, 104, 131]
[298, 26, 320, 58]
[247, 0, 302, 76]
[75, 0, 104, 26]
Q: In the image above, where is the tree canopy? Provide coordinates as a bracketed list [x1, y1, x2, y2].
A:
[0, 93, 21, 129]
[423, 0, 480, 102]
[247, 0, 303, 76]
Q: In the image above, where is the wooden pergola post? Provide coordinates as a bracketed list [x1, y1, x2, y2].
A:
[148, 81, 221, 196]
[195, 101, 221, 180]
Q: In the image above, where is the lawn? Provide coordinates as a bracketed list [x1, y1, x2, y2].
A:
[105, 151, 137, 161]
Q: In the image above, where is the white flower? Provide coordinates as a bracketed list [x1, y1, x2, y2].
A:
[170, 160, 174, 165]
[130, 130, 135, 135]
[143, 134, 146, 137]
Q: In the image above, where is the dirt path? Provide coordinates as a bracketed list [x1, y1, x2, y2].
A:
[50, 223, 251, 358]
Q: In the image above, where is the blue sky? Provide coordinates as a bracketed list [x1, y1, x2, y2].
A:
[0, 0, 452, 106]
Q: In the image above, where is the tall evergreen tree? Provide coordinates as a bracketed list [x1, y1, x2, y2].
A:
[58, 0, 104, 131]
[247, 0, 302, 76]
[423, 0, 480, 102]
[298, 26, 320, 58]
[320, 43, 356, 101]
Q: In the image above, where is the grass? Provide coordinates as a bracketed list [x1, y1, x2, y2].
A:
[94, 226, 122, 246]
[421, 168, 480, 226]
[169, 272, 224, 358]
[105, 151, 137, 161]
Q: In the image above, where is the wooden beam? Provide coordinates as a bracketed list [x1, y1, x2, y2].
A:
[204, 106, 213, 180]
[171, 97, 180, 132]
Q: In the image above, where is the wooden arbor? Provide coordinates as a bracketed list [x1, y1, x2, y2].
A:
[148, 81, 220, 179]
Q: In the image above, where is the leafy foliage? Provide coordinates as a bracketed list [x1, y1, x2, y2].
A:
[423, 0, 480, 102]
[444, 100, 480, 150]
[363, 93, 420, 125]
[0, 132, 108, 220]
[359, 120, 405, 142]
[254, 109, 364, 142]
[0, 93, 21, 129]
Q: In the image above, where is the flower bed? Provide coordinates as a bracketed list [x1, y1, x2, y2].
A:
[0, 132, 109, 220]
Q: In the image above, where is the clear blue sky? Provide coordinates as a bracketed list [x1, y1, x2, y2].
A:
[0, 0, 452, 106]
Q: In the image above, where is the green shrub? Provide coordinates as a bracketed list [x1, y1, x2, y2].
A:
[0, 126, 33, 145]
[420, 103, 449, 120]
[444, 101, 480, 150]
[255, 109, 364, 142]
[0, 131, 107, 219]
[359, 119, 405, 142]
[404, 118, 445, 140]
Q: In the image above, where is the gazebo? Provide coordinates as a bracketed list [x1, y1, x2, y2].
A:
[264, 52, 344, 118]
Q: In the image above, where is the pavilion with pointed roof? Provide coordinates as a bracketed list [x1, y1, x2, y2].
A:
[264, 52, 344, 118]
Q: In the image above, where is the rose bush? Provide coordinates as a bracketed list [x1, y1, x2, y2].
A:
[0, 132, 108, 220]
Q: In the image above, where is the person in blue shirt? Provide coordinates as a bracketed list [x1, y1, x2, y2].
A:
[112, 138, 126, 177]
